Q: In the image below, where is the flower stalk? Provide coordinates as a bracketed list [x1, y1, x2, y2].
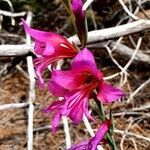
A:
[95, 98, 117, 150]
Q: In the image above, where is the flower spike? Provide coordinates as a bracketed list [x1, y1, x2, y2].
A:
[71, 0, 87, 47]
[21, 19, 78, 88]
[48, 48, 124, 124]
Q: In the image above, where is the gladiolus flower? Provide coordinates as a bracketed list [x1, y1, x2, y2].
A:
[43, 99, 65, 132]
[21, 19, 78, 88]
[68, 120, 111, 150]
[49, 48, 124, 124]
[71, 0, 87, 47]
[43, 98, 88, 132]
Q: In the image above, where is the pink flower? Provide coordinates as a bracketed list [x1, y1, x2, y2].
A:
[21, 19, 78, 88]
[68, 120, 111, 150]
[49, 48, 124, 124]
[71, 0, 87, 46]
[43, 98, 87, 132]
[43, 99, 65, 132]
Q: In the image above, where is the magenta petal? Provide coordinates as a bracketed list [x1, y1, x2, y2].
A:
[22, 19, 52, 42]
[51, 70, 74, 89]
[88, 120, 111, 150]
[21, 19, 55, 55]
[83, 99, 95, 122]
[69, 99, 84, 124]
[67, 140, 89, 150]
[51, 70, 84, 90]
[52, 112, 61, 132]
[43, 100, 65, 132]
[72, 48, 95, 68]
[68, 120, 111, 150]
[92, 120, 110, 143]
[43, 100, 65, 114]
[71, 0, 87, 46]
[72, 0, 83, 14]
[34, 40, 46, 55]
[62, 90, 83, 116]
[72, 48, 100, 77]
[42, 43, 55, 56]
[97, 82, 125, 103]
[35, 62, 45, 89]
[22, 19, 78, 57]
[62, 89, 92, 124]
[48, 81, 68, 97]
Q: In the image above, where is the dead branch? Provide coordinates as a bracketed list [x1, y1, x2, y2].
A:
[127, 78, 150, 103]
[68, 19, 150, 44]
[82, 0, 94, 11]
[120, 118, 134, 150]
[0, 103, 28, 110]
[114, 129, 150, 142]
[0, 20, 149, 64]
[118, 0, 139, 20]
[0, 10, 26, 17]
[0, 44, 34, 56]
[25, 11, 36, 150]
[0, 42, 149, 65]
[109, 42, 150, 64]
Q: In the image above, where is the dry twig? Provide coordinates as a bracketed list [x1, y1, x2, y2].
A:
[127, 78, 150, 103]
[25, 11, 36, 150]
[68, 19, 150, 44]
[0, 103, 28, 110]
[82, 0, 94, 11]
[114, 129, 150, 142]
[118, 0, 139, 20]
[120, 118, 134, 150]
[0, 10, 26, 17]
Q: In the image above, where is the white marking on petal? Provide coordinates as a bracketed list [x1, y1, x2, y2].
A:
[60, 43, 70, 49]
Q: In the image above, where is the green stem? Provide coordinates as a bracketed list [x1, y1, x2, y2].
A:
[106, 133, 117, 150]
[95, 99, 105, 121]
[94, 99, 117, 150]
[109, 111, 117, 150]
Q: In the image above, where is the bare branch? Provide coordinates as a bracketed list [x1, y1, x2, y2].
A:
[83, 115, 94, 137]
[25, 11, 36, 150]
[120, 118, 134, 150]
[121, 37, 142, 74]
[132, 103, 150, 111]
[88, 40, 150, 64]
[1, 0, 15, 25]
[118, 0, 139, 20]
[0, 103, 28, 110]
[109, 42, 150, 64]
[114, 129, 150, 142]
[82, 0, 94, 11]
[62, 116, 71, 149]
[112, 111, 150, 117]
[0, 10, 26, 17]
[68, 19, 150, 44]
[0, 44, 34, 56]
[127, 78, 150, 103]
[0, 20, 149, 59]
